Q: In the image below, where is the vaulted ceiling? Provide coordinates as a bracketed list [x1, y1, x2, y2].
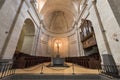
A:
[36, 0, 82, 34]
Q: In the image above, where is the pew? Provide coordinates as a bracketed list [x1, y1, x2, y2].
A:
[65, 56, 101, 69]
[13, 52, 51, 69]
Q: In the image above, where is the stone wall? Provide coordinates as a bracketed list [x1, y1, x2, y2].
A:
[108, 0, 120, 27]
[96, 0, 120, 65]
[68, 33, 79, 57]
[0, 0, 40, 59]
[38, 32, 49, 56]
[77, 0, 120, 65]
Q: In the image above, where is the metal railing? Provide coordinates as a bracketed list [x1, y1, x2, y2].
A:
[100, 65, 120, 78]
[2, 59, 120, 79]
[0, 59, 15, 79]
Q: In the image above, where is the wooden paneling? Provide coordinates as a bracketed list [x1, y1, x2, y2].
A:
[13, 52, 51, 69]
[83, 36, 97, 48]
[65, 56, 101, 69]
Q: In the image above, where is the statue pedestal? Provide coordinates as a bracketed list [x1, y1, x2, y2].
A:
[52, 57, 65, 66]
[50, 55, 64, 66]
[47, 55, 69, 67]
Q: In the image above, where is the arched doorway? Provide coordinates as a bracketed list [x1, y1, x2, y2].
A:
[15, 19, 35, 55]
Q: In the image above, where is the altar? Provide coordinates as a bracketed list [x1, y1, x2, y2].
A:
[47, 56, 69, 67]
[48, 40, 67, 67]
[47, 54, 69, 67]
[52, 56, 65, 66]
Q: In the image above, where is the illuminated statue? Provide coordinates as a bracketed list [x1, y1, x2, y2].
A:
[55, 40, 61, 58]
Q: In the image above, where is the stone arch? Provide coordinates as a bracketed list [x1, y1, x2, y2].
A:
[16, 18, 36, 55]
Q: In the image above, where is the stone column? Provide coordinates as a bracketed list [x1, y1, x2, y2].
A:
[75, 22, 81, 56]
[35, 26, 41, 56]
[0, 0, 25, 59]
[40, 25, 43, 56]
[92, 0, 118, 74]
[47, 35, 50, 57]
[67, 36, 70, 57]
[75, 21, 85, 56]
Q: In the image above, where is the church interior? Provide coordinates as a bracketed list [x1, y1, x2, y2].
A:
[0, 0, 120, 80]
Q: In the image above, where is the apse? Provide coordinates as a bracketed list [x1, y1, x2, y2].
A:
[43, 11, 74, 34]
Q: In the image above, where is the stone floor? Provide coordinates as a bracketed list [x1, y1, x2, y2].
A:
[15, 62, 99, 74]
[1, 62, 119, 80]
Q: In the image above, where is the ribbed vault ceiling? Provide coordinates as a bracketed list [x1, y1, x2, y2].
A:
[37, 0, 82, 34]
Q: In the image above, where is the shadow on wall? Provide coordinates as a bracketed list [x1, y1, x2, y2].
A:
[0, 0, 5, 9]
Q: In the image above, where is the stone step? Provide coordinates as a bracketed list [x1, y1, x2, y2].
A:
[2, 74, 117, 80]
[3, 74, 101, 80]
